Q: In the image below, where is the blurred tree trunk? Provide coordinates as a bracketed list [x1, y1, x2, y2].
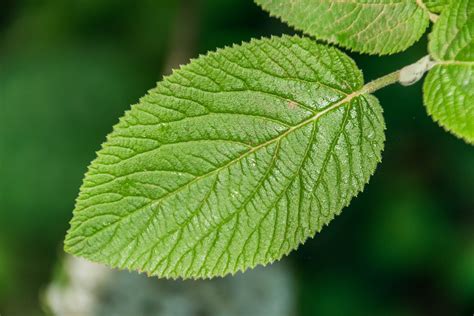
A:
[162, 0, 201, 75]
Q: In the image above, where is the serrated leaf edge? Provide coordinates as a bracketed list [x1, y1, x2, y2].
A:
[64, 35, 386, 279]
[254, 0, 431, 56]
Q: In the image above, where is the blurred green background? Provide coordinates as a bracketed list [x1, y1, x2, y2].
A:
[0, 0, 473, 315]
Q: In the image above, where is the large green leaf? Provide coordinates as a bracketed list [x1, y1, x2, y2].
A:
[254, 0, 431, 55]
[424, 0, 474, 144]
[424, 0, 451, 14]
[64, 36, 385, 279]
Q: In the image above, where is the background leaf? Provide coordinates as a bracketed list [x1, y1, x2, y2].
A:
[254, 0, 431, 55]
[64, 36, 385, 279]
[424, 0, 474, 143]
[424, 0, 451, 14]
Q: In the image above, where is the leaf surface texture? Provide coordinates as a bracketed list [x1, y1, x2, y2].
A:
[424, 0, 451, 13]
[65, 36, 385, 278]
[425, 0, 474, 143]
[255, 0, 431, 55]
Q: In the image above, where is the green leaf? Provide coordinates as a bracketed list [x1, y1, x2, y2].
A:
[64, 36, 385, 279]
[424, 0, 450, 14]
[424, 0, 474, 144]
[428, 0, 473, 62]
[254, 0, 431, 55]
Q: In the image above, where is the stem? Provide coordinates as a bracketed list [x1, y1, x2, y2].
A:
[428, 12, 439, 23]
[361, 55, 434, 94]
[361, 70, 401, 94]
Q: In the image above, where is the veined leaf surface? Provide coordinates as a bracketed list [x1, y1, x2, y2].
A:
[424, 0, 451, 13]
[254, 0, 431, 55]
[65, 36, 385, 279]
[424, 0, 474, 143]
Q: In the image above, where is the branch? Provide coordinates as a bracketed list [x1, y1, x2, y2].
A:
[362, 55, 434, 94]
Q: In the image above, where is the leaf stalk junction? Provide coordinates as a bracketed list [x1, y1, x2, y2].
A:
[362, 55, 435, 94]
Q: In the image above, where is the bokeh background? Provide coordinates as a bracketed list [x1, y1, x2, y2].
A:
[1, 0, 473, 315]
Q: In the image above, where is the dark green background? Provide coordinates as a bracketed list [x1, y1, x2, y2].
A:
[1, 0, 473, 315]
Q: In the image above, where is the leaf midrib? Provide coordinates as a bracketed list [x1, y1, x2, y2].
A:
[70, 88, 367, 244]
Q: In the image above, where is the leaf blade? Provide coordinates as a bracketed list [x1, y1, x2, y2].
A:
[424, 0, 451, 14]
[424, 0, 474, 143]
[254, 0, 430, 55]
[65, 36, 385, 278]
